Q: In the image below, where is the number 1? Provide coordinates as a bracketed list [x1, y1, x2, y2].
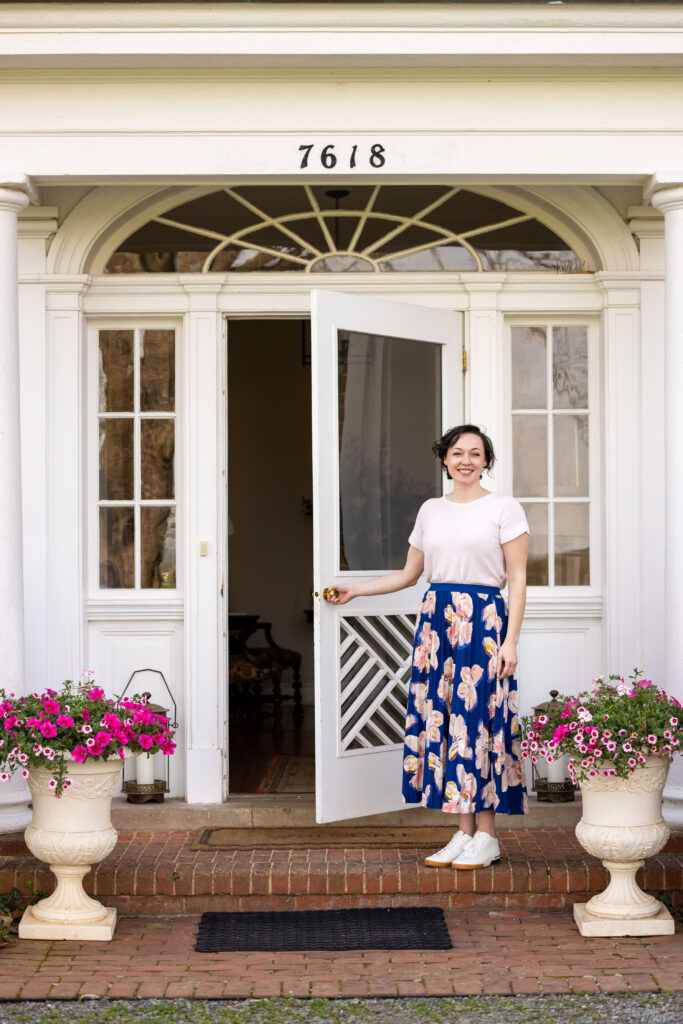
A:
[350, 145, 358, 169]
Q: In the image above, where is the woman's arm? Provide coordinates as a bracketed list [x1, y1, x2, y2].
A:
[497, 533, 529, 678]
[325, 546, 425, 605]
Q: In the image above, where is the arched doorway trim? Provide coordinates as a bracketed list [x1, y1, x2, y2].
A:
[47, 182, 639, 277]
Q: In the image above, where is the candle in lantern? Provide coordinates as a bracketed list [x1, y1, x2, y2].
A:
[136, 751, 155, 786]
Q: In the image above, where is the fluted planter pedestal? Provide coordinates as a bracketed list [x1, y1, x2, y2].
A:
[19, 756, 125, 941]
[574, 758, 675, 936]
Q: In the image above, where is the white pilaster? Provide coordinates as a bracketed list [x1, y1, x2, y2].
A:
[183, 283, 225, 803]
[650, 185, 683, 828]
[0, 175, 36, 832]
[465, 279, 505, 465]
[596, 278, 643, 673]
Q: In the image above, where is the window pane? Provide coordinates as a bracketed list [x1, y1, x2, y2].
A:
[511, 326, 547, 409]
[521, 503, 549, 586]
[141, 419, 175, 499]
[337, 330, 441, 571]
[553, 326, 588, 409]
[99, 330, 134, 412]
[555, 503, 590, 586]
[512, 415, 547, 497]
[554, 414, 589, 497]
[141, 330, 175, 411]
[99, 507, 135, 588]
[141, 506, 176, 589]
[99, 419, 134, 500]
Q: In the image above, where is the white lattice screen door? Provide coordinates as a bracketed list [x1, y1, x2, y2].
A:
[311, 290, 462, 822]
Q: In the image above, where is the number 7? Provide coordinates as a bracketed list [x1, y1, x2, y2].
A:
[298, 144, 314, 169]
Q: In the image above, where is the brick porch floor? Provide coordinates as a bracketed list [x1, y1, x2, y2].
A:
[0, 829, 681, 999]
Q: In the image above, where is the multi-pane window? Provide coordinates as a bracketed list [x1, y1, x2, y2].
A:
[511, 324, 590, 587]
[97, 328, 177, 589]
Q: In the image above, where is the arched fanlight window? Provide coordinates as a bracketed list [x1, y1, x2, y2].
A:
[106, 185, 584, 274]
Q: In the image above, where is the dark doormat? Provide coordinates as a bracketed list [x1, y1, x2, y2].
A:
[195, 907, 452, 952]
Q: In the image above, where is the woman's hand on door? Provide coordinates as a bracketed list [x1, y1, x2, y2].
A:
[324, 584, 357, 605]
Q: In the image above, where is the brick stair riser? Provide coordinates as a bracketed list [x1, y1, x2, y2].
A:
[2, 860, 680, 916]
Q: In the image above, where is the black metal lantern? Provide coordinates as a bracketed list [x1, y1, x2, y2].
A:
[119, 669, 178, 804]
[531, 689, 576, 803]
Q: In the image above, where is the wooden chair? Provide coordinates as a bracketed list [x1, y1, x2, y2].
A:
[248, 621, 303, 720]
[228, 616, 302, 729]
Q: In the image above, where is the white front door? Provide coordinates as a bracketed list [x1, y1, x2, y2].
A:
[311, 290, 462, 823]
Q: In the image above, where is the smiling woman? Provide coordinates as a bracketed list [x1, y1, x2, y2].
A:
[326, 421, 530, 868]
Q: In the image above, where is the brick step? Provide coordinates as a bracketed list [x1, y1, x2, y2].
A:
[1, 829, 681, 916]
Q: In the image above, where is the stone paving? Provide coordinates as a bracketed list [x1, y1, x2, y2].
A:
[0, 909, 681, 1000]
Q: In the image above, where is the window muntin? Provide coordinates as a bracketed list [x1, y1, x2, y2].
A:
[97, 328, 177, 590]
[511, 324, 591, 588]
[105, 186, 583, 275]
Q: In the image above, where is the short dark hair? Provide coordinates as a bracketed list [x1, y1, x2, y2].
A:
[432, 424, 496, 478]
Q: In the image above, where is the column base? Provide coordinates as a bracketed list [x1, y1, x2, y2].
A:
[573, 902, 675, 937]
[0, 775, 31, 834]
[19, 904, 117, 941]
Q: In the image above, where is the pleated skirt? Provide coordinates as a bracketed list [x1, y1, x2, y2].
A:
[402, 582, 527, 815]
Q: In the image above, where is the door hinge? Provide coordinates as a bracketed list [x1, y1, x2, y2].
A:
[462, 348, 468, 374]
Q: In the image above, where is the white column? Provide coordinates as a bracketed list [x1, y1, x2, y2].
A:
[651, 186, 683, 827]
[0, 177, 35, 832]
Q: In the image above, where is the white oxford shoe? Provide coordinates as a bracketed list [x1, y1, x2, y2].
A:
[451, 830, 500, 869]
[424, 830, 473, 868]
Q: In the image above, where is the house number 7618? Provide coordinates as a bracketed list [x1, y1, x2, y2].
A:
[298, 144, 386, 170]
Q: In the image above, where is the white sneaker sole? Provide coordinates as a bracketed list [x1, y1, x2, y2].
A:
[452, 855, 500, 870]
[424, 855, 459, 867]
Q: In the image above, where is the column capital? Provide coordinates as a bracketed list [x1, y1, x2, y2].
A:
[0, 173, 38, 213]
[650, 185, 683, 216]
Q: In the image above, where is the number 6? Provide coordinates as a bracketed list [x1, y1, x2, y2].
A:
[321, 145, 337, 169]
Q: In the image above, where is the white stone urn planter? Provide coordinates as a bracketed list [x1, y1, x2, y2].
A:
[574, 757, 675, 936]
[19, 755, 126, 941]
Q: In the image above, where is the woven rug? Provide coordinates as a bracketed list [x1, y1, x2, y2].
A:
[192, 825, 458, 851]
[195, 907, 452, 952]
[256, 754, 315, 794]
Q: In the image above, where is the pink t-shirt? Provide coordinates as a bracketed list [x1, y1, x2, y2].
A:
[409, 493, 529, 588]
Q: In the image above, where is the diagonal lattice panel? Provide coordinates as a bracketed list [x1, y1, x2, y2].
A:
[339, 614, 416, 751]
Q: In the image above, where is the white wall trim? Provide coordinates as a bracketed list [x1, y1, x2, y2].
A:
[3, 3, 683, 67]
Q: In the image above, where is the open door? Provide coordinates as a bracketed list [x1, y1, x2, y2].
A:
[312, 290, 462, 822]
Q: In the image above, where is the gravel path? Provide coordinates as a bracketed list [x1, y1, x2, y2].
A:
[0, 994, 682, 1024]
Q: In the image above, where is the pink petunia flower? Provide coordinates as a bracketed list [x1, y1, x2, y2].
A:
[72, 745, 88, 762]
[42, 698, 61, 714]
[40, 721, 57, 739]
[56, 714, 75, 728]
[138, 733, 154, 750]
[87, 687, 105, 701]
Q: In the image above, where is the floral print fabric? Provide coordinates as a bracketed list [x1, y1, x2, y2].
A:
[402, 582, 527, 815]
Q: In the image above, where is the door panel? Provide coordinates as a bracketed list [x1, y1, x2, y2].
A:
[312, 290, 462, 822]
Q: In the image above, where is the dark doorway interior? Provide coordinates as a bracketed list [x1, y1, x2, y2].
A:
[227, 319, 315, 793]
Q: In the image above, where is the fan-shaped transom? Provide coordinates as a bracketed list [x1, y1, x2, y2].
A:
[106, 184, 583, 275]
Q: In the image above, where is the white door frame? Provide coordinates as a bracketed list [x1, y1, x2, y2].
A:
[80, 270, 614, 804]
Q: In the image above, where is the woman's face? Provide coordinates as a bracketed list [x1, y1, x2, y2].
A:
[444, 433, 488, 484]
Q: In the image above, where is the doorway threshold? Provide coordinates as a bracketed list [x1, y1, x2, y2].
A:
[110, 794, 581, 832]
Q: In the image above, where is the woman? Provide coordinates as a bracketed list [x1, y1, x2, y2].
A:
[326, 425, 529, 870]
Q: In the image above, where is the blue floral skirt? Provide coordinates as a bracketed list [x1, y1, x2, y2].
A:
[402, 583, 527, 815]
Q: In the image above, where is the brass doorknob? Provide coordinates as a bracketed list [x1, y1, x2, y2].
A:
[322, 587, 337, 600]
